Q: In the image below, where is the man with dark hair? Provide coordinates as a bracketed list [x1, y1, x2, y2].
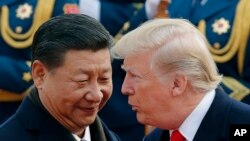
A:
[0, 14, 120, 141]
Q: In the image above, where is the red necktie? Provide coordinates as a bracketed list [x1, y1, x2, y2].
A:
[170, 130, 186, 141]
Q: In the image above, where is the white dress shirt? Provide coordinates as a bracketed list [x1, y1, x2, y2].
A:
[72, 126, 91, 141]
[170, 89, 215, 141]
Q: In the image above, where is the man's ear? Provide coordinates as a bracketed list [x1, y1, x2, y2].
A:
[32, 60, 47, 89]
[171, 74, 187, 96]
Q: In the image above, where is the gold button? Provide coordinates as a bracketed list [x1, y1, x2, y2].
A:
[22, 72, 32, 82]
[213, 42, 221, 49]
[15, 26, 23, 33]
[123, 22, 130, 31]
[26, 61, 31, 67]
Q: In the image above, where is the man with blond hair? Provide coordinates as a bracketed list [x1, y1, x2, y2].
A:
[111, 18, 250, 141]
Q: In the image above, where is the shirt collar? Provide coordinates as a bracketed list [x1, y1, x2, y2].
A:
[72, 126, 91, 141]
[170, 89, 215, 141]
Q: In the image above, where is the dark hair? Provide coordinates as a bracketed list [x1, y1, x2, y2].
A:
[32, 14, 113, 70]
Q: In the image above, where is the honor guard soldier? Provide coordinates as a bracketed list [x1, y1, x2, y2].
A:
[80, 0, 145, 36]
[116, 0, 250, 105]
[0, 0, 79, 124]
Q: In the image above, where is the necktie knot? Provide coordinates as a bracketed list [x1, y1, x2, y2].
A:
[170, 130, 185, 141]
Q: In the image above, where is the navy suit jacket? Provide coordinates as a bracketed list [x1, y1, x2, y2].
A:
[143, 88, 250, 141]
[0, 96, 120, 141]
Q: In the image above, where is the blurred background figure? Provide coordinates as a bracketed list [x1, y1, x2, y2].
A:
[117, 0, 250, 105]
[0, 0, 79, 124]
[80, 0, 146, 141]
[79, 0, 145, 36]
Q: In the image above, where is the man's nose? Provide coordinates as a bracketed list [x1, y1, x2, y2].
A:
[85, 83, 103, 102]
[121, 74, 134, 96]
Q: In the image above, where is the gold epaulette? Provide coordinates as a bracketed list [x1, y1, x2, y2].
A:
[114, 22, 130, 42]
[132, 2, 143, 10]
[0, 0, 55, 49]
[0, 86, 33, 102]
[114, 3, 144, 42]
[222, 76, 250, 101]
[198, 0, 250, 75]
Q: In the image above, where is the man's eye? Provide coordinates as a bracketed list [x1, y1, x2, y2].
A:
[130, 73, 143, 81]
[99, 77, 110, 83]
[130, 73, 139, 78]
[77, 80, 88, 85]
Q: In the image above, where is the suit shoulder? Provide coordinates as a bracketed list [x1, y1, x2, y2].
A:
[229, 99, 250, 123]
[144, 128, 166, 141]
[100, 119, 121, 141]
[0, 115, 26, 140]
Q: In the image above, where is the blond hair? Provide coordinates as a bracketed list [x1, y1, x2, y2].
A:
[111, 19, 222, 93]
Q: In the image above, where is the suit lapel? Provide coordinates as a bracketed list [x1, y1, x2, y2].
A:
[193, 88, 231, 141]
[38, 116, 75, 141]
[90, 117, 107, 141]
[17, 97, 75, 141]
[191, 0, 232, 24]
[16, 97, 42, 131]
[160, 130, 170, 141]
[144, 128, 170, 141]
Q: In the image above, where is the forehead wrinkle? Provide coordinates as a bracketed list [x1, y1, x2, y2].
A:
[72, 64, 111, 76]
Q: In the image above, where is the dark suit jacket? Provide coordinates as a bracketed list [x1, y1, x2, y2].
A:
[143, 88, 250, 141]
[0, 96, 120, 141]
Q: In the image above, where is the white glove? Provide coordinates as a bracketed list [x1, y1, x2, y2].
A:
[145, 0, 161, 19]
[79, 0, 100, 21]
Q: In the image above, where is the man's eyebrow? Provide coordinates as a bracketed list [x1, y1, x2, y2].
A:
[121, 65, 140, 75]
[121, 64, 131, 72]
[74, 67, 112, 74]
[101, 67, 112, 73]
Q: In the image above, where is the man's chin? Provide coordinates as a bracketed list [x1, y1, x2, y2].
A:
[136, 113, 146, 124]
[77, 117, 96, 127]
